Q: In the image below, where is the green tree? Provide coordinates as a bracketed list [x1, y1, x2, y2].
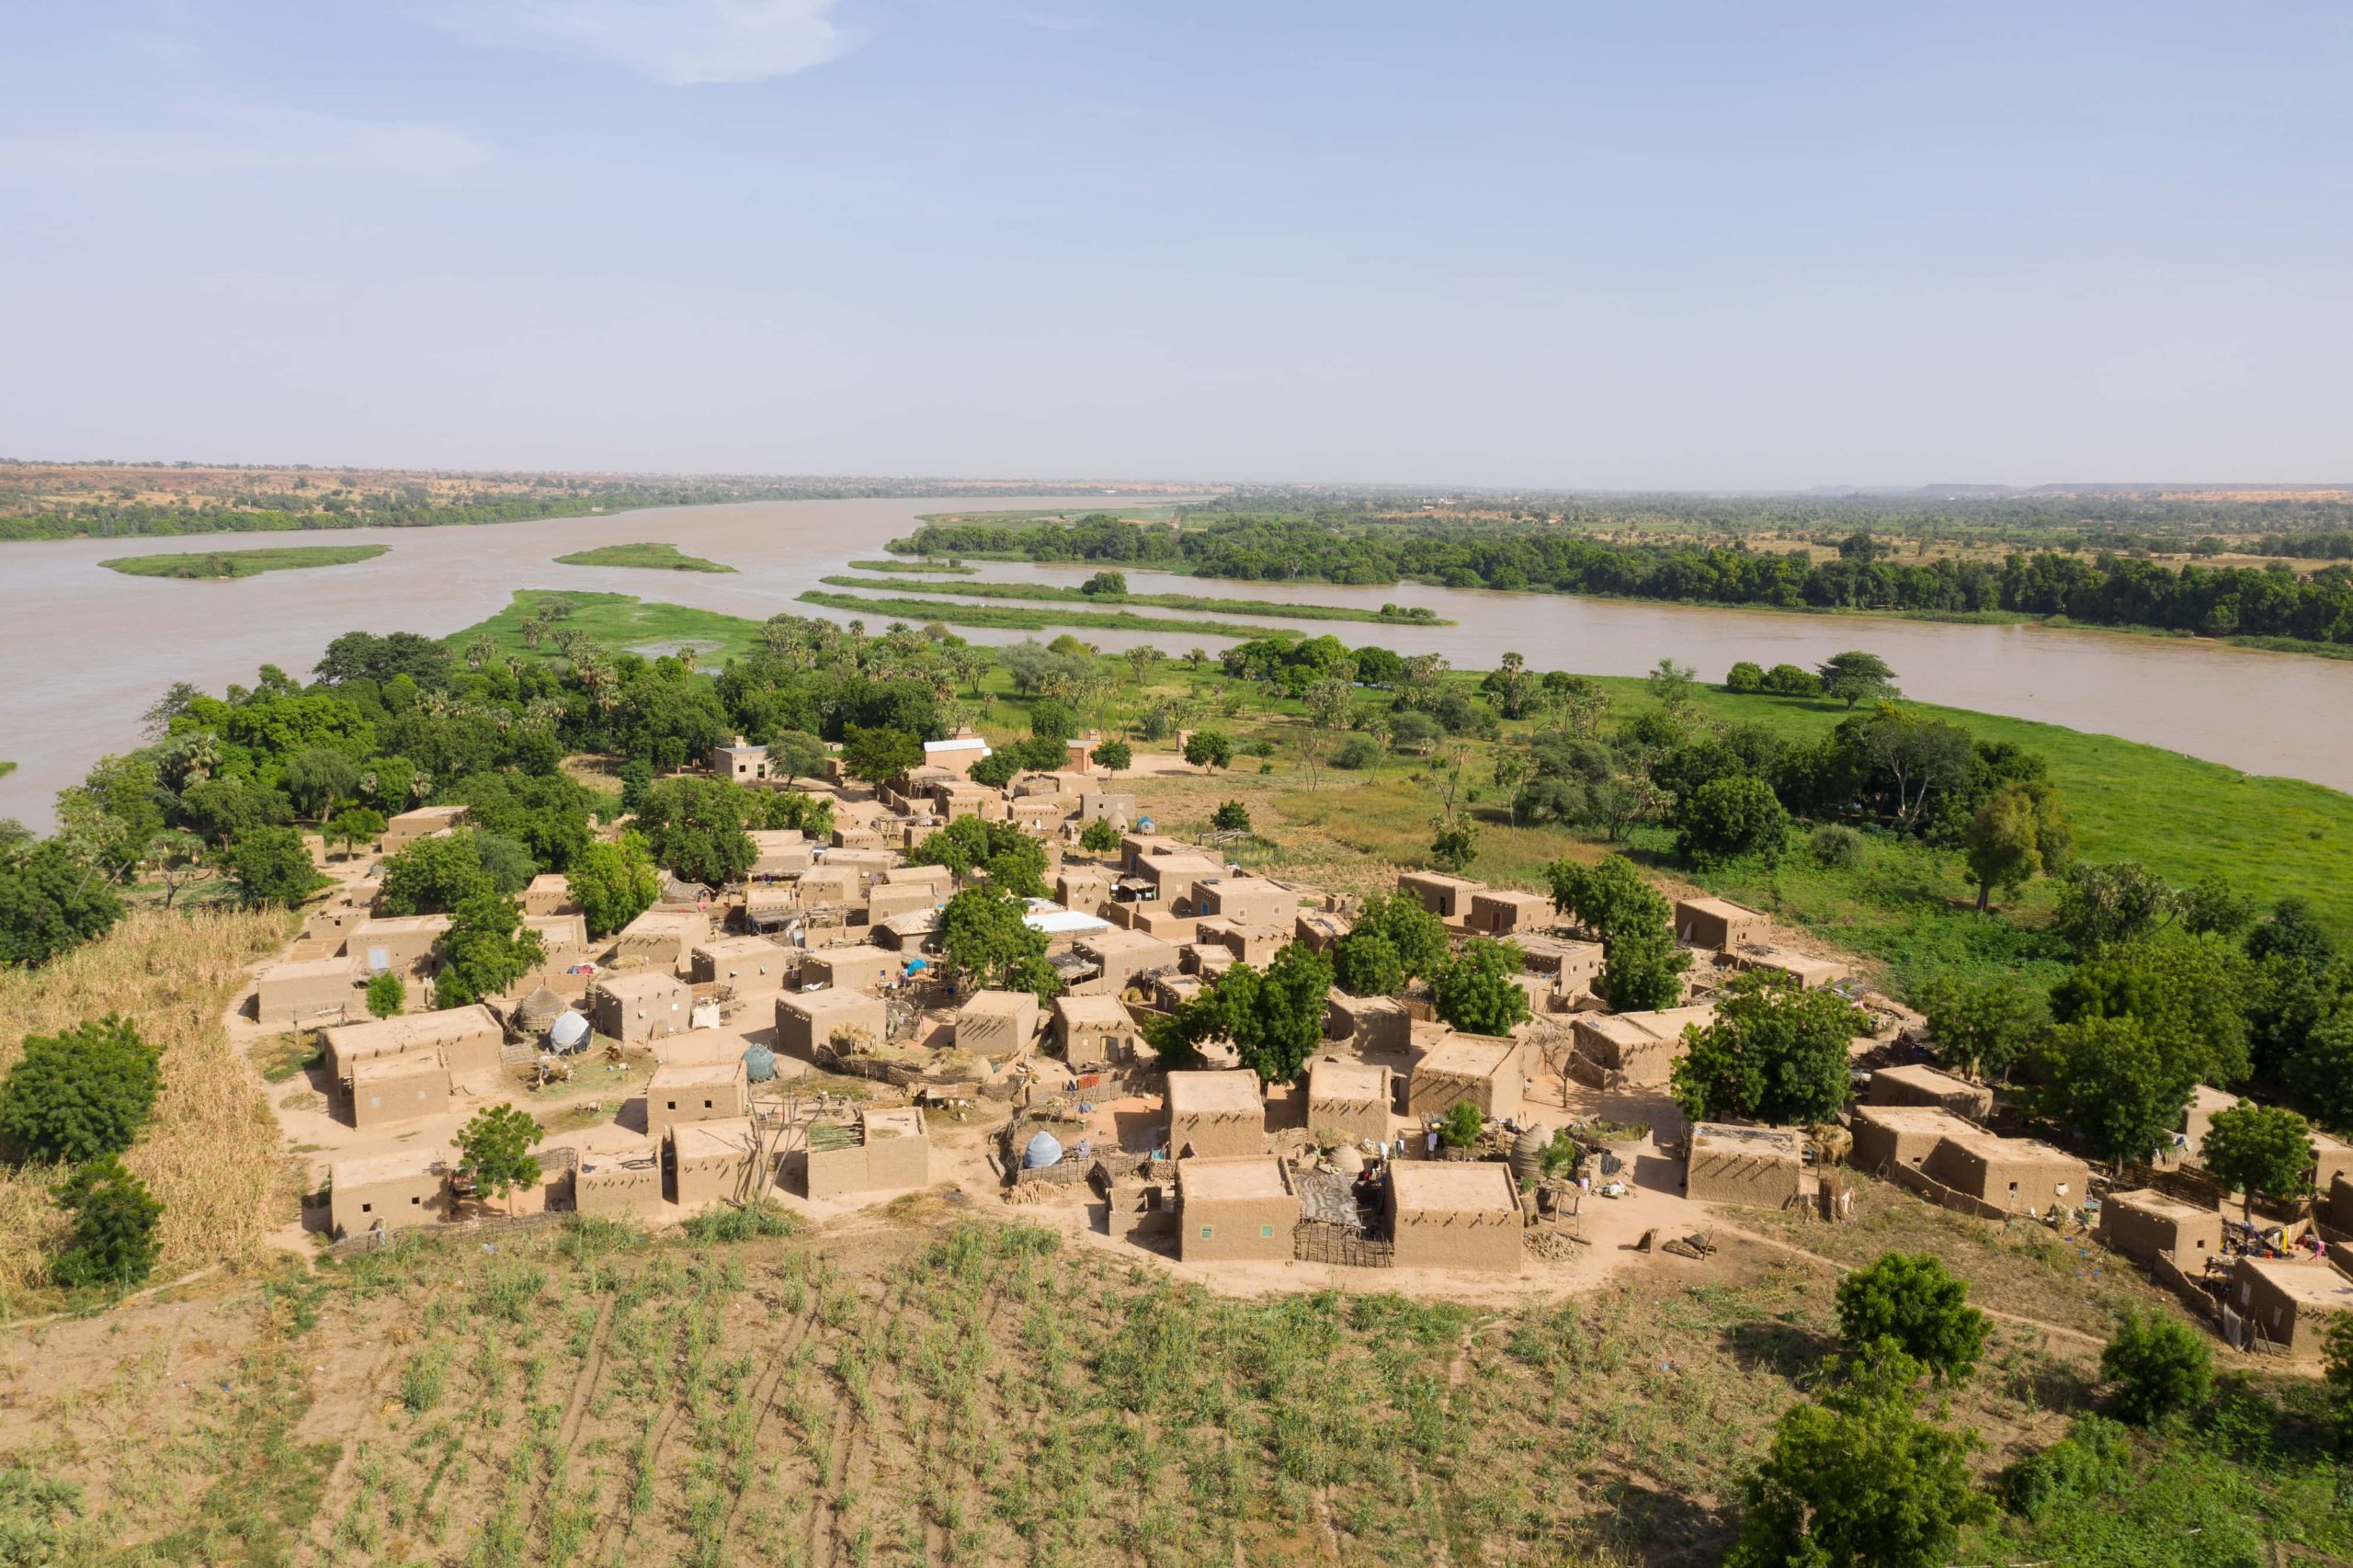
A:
[2052, 861, 2181, 951]
[281, 747, 360, 821]
[1077, 817, 1122, 856]
[2200, 1100, 2314, 1220]
[456, 1103, 545, 1215]
[1674, 774, 1790, 866]
[365, 969, 406, 1018]
[0, 1015, 163, 1165]
[1431, 937, 1531, 1036]
[48, 1156, 163, 1290]
[1331, 931, 1404, 997]
[1834, 1252, 1990, 1384]
[1911, 976, 2043, 1080]
[2049, 934, 2253, 1087]
[1183, 730, 1233, 770]
[2099, 1311, 2211, 1426]
[1672, 971, 1866, 1126]
[1089, 739, 1132, 775]
[1727, 1351, 1987, 1568]
[938, 882, 1057, 999]
[1725, 660, 1766, 693]
[1028, 699, 1080, 744]
[631, 778, 757, 887]
[2325, 1314, 2353, 1445]
[567, 833, 663, 939]
[1350, 892, 1449, 981]
[1437, 1101, 1483, 1150]
[1816, 650, 1900, 710]
[1079, 570, 1128, 596]
[327, 806, 386, 861]
[1428, 820, 1477, 873]
[1961, 778, 2072, 912]
[967, 749, 1021, 789]
[1211, 800, 1252, 834]
[1204, 942, 1335, 1085]
[1597, 926, 1689, 1011]
[767, 730, 828, 786]
[377, 829, 520, 915]
[1545, 853, 1666, 946]
[431, 893, 545, 1007]
[223, 825, 324, 909]
[2032, 1014, 2195, 1165]
[0, 841, 124, 967]
[840, 724, 924, 786]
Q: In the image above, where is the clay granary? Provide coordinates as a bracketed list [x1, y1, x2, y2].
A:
[2232, 1256, 2353, 1358]
[1921, 1132, 2087, 1216]
[1865, 1063, 1993, 1121]
[1672, 896, 1765, 951]
[803, 1106, 931, 1199]
[591, 970, 692, 1045]
[1176, 1156, 1298, 1263]
[2099, 1188, 2224, 1267]
[1847, 1105, 1983, 1175]
[1406, 1032, 1523, 1123]
[1465, 889, 1553, 937]
[1165, 1069, 1267, 1159]
[644, 1061, 749, 1144]
[1684, 1122, 1804, 1208]
[1385, 1161, 1523, 1273]
[1307, 1055, 1394, 1145]
[1051, 994, 1141, 1069]
[329, 1149, 450, 1237]
[775, 987, 889, 1061]
[1396, 870, 1484, 921]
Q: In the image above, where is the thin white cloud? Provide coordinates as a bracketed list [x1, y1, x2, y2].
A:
[0, 105, 491, 176]
[415, 0, 852, 85]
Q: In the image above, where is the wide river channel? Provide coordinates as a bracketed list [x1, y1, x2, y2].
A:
[5, 494, 2352, 828]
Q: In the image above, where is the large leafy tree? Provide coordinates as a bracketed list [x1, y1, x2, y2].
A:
[378, 828, 529, 915]
[2048, 934, 2253, 1087]
[431, 893, 546, 1007]
[840, 724, 923, 786]
[1834, 1252, 1990, 1384]
[1910, 976, 2044, 1081]
[2032, 1014, 2196, 1165]
[1671, 971, 1865, 1126]
[568, 832, 663, 939]
[1961, 778, 2073, 912]
[223, 825, 325, 909]
[1431, 937, 1531, 1036]
[631, 777, 758, 888]
[456, 1104, 545, 1215]
[1331, 931, 1404, 998]
[1674, 775, 1790, 867]
[48, 1155, 164, 1290]
[1815, 650, 1900, 710]
[1726, 1352, 1988, 1568]
[2100, 1311, 2211, 1427]
[1347, 893, 1449, 983]
[0, 841, 124, 967]
[1160, 941, 1335, 1085]
[907, 816, 1049, 899]
[0, 1015, 163, 1164]
[2200, 1101, 2314, 1220]
[938, 882, 1057, 1000]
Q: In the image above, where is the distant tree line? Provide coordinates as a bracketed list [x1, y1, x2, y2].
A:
[896, 516, 2353, 645]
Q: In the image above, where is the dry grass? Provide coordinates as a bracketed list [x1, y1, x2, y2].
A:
[0, 906, 298, 1301]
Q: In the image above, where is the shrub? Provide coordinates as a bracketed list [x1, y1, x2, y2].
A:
[1183, 730, 1233, 770]
[2001, 1415, 2129, 1520]
[1762, 663, 1822, 697]
[2100, 1310, 2212, 1426]
[224, 824, 326, 909]
[1833, 1251, 1989, 1384]
[364, 971, 406, 1019]
[1078, 818, 1122, 856]
[680, 1199, 803, 1244]
[1725, 660, 1766, 693]
[0, 1015, 163, 1165]
[967, 749, 1021, 789]
[1809, 823, 1866, 869]
[1437, 1101, 1483, 1149]
[1332, 734, 1381, 770]
[48, 1155, 163, 1290]
[1211, 800, 1252, 834]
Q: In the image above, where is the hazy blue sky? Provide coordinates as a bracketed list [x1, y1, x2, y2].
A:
[4, 2, 2349, 488]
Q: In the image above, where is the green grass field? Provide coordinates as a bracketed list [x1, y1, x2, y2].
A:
[97, 544, 388, 579]
[846, 557, 977, 574]
[818, 574, 1450, 624]
[450, 590, 767, 664]
[553, 541, 735, 573]
[795, 588, 1302, 641]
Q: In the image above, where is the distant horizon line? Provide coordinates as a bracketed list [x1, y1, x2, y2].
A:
[7, 457, 2353, 502]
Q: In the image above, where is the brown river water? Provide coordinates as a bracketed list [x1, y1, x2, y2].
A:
[5, 494, 2352, 829]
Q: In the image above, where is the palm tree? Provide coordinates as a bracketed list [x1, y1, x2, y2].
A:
[1123, 645, 1161, 687]
[465, 636, 498, 671]
[675, 645, 698, 672]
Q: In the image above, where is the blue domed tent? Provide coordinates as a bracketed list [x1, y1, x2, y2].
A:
[742, 1042, 779, 1084]
[1022, 1130, 1063, 1170]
